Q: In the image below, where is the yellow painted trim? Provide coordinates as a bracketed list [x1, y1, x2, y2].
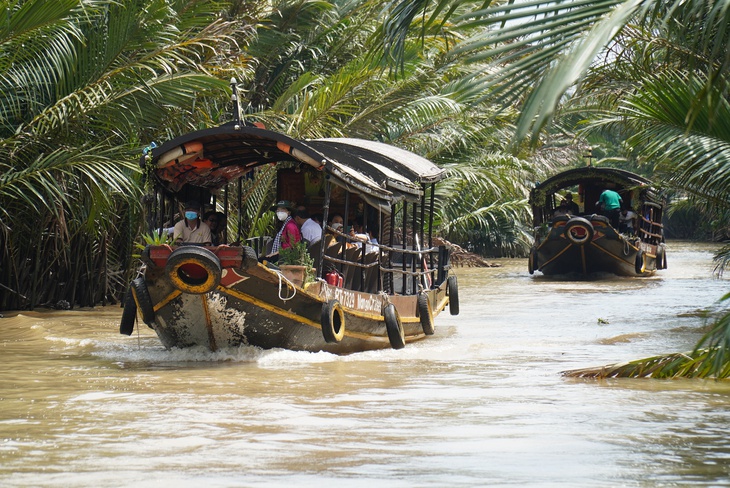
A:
[153, 289, 182, 312]
[539, 243, 573, 268]
[434, 295, 449, 314]
[219, 287, 390, 342]
[589, 241, 634, 265]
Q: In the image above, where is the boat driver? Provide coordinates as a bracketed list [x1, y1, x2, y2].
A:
[173, 200, 212, 246]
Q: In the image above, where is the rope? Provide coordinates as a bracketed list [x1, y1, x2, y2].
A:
[276, 271, 297, 301]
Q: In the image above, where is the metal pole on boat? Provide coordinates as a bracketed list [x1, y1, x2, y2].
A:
[427, 183, 435, 281]
[401, 202, 407, 295]
[230, 77, 241, 126]
[317, 179, 332, 279]
[237, 177, 243, 245]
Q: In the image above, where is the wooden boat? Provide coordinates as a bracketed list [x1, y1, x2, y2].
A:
[119, 88, 458, 354]
[528, 166, 667, 276]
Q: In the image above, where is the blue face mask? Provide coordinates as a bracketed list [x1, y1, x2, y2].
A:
[185, 211, 198, 220]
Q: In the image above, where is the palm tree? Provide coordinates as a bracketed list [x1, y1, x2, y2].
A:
[380, 0, 730, 377]
[0, 0, 253, 309]
[227, 0, 539, 256]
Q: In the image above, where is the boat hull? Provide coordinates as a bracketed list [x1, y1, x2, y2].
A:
[534, 216, 658, 276]
[136, 246, 449, 354]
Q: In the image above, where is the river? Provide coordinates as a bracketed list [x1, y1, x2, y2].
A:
[1, 241, 729, 487]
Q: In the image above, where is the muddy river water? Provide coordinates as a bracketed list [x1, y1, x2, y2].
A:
[1, 241, 729, 487]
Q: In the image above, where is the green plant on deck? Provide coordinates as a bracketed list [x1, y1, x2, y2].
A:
[132, 230, 170, 258]
[278, 241, 315, 284]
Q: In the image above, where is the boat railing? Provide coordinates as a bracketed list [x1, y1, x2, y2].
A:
[318, 227, 449, 295]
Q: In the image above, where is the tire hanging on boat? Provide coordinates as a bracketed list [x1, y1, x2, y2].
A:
[417, 292, 435, 335]
[383, 303, 405, 349]
[131, 277, 155, 326]
[563, 217, 594, 246]
[635, 250, 646, 274]
[119, 287, 137, 335]
[321, 299, 345, 343]
[165, 246, 222, 294]
[447, 275, 459, 316]
[656, 244, 667, 270]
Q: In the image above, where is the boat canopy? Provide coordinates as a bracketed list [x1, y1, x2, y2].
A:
[143, 123, 441, 213]
[529, 167, 655, 209]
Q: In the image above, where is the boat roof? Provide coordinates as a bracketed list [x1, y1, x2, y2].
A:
[529, 166, 657, 207]
[312, 138, 446, 184]
[143, 123, 442, 212]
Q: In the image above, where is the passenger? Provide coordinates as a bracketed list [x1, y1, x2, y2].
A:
[364, 224, 380, 254]
[564, 192, 580, 215]
[553, 200, 571, 218]
[619, 207, 638, 234]
[202, 211, 221, 246]
[349, 218, 379, 253]
[349, 218, 368, 244]
[261, 200, 301, 263]
[294, 208, 322, 245]
[597, 189, 623, 228]
[311, 213, 324, 226]
[173, 201, 212, 246]
[328, 213, 345, 234]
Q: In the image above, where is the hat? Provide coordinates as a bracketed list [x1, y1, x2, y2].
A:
[271, 200, 294, 211]
[184, 200, 201, 210]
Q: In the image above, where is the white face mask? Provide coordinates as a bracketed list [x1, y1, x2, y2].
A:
[276, 211, 288, 221]
[332, 222, 343, 231]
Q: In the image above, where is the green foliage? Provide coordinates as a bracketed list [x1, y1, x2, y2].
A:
[278, 240, 315, 283]
[132, 230, 171, 258]
[279, 240, 313, 266]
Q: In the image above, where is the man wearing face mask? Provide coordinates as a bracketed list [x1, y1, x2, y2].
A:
[263, 200, 301, 263]
[173, 200, 212, 246]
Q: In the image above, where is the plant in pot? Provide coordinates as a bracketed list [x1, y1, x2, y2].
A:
[278, 241, 315, 287]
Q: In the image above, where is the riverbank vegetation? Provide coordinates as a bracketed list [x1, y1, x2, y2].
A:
[2, 0, 730, 379]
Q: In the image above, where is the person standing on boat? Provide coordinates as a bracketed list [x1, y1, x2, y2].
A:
[597, 189, 623, 228]
[173, 200, 212, 245]
[262, 200, 301, 263]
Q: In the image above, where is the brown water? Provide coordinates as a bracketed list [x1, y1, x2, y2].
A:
[2, 241, 729, 487]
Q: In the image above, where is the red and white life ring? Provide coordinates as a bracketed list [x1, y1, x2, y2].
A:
[157, 141, 204, 168]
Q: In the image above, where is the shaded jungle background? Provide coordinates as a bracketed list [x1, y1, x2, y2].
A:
[2, 0, 729, 315]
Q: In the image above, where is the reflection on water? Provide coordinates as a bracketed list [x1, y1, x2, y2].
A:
[1, 241, 729, 487]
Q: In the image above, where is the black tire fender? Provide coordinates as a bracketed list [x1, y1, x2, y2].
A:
[417, 293, 435, 335]
[321, 299, 345, 343]
[564, 217, 595, 246]
[165, 246, 222, 294]
[383, 303, 405, 350]
[635, 250, 646, 274]
[656, 244, 667, 270]
[447, 275, 459, 316]
[131, 277, 155, 326]
[119, 287, 137, 335]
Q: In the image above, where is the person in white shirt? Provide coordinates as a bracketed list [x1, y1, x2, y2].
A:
[619, 207, 638, 234]
[294, 208, 322, 245]
[173, 200, 212, 245]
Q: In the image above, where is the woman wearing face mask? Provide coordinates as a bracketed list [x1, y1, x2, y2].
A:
[173, 200, 212, 246]
[263, 200, 301, 263]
